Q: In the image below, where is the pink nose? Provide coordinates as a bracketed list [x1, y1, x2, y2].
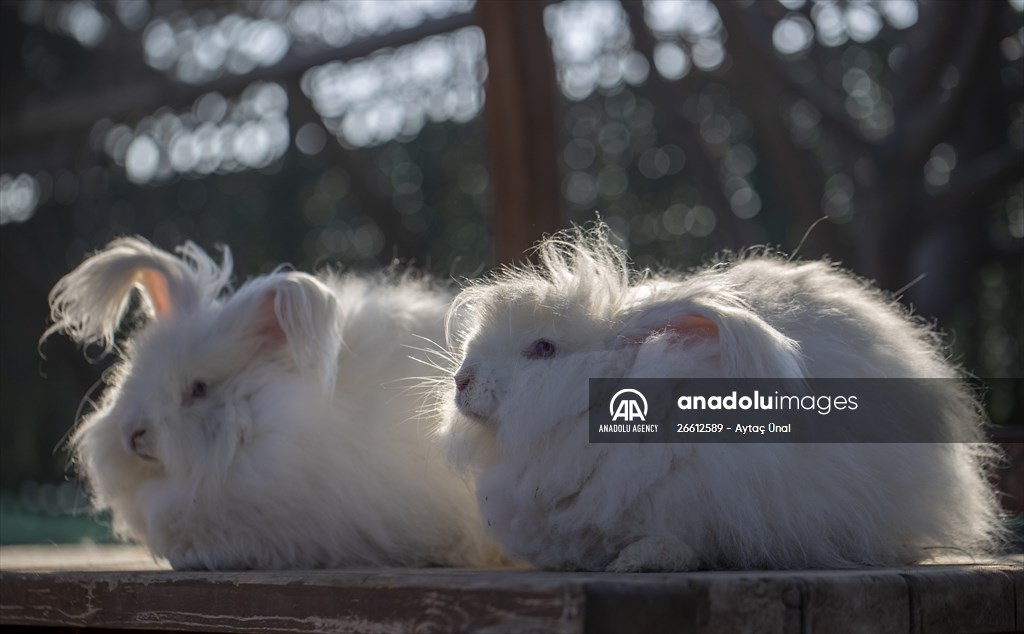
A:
[455, 372, 473, 393]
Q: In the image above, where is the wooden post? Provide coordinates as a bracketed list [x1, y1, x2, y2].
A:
[475, 0, 564, 266]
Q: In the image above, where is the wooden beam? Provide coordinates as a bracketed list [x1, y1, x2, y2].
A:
[2, 546, 1021, 634]
[476, 0, 564, 266]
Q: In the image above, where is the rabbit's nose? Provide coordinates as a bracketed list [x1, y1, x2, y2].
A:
[455, 371, 473, 393]
[129, 429, 156, 460]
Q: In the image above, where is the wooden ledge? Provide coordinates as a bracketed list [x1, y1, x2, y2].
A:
[1, 546, 1021, 633]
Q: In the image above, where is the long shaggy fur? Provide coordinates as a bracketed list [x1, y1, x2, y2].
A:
[46, 237, 502, 570]
[441, 224, 1005, 571]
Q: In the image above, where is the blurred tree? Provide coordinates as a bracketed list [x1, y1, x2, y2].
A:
[0, 0, 1020, 535]
[618, 0, 1022, 323]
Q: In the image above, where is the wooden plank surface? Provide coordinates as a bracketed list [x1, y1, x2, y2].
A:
[800, 570, 910, 634]
[902, 566, 1018, 634]
[1, 546, 1021, 634]
[0, 544, 166, 572]
[1017, 568, 1024, 633]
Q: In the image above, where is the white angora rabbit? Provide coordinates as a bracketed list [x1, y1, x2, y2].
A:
[442, 225, 1004, 571]
[45, 237, 502, 570]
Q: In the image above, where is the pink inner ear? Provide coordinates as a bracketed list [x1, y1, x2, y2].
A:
[136, 269, 173, 318]
[665, 314, 719, 340]
[257, 290, 287, 344]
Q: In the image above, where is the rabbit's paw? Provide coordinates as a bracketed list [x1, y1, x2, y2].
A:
[606, 537, 699, 572]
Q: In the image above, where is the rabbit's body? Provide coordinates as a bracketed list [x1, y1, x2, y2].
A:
[49, 239, 499, 570]
[444, 227, 1004, 571]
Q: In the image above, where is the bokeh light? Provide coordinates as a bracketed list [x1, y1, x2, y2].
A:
[18, 0, 110, 48]
[305, 27, 484, 148]
[545, 0, 648, 100]
[95, 83, 291, 185]
[0, 174, 41, 225]
[643, 0, 725, 75]
[140, 1, 474, 84]
[774, 14, 815, 57]
[1, 0, 1021, 545]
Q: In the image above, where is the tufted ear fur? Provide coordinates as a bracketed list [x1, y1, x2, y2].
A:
[44, 237, 232, 354]
[622, 302, 807, 379]
[237, 272, 342, 395]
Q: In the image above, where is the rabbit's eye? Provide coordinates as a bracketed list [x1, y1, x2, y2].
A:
[525, 339, 556, 359]
[190, 380, 208, 400]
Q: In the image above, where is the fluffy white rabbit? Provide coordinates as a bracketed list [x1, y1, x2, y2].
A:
[442, 224, 1005, 571]
[45, 237, 503, 570]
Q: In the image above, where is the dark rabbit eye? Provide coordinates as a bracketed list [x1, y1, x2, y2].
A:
[525, 339, 556, 359]
[190, 380, 208, 400]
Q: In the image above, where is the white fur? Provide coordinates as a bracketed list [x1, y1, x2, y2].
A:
[442, 225, 1005, 571]
[47, 237, 503, 570]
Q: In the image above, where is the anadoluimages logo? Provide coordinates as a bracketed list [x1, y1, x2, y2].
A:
[609, 388, 648, 422]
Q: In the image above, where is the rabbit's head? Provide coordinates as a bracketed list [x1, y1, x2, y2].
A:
[445, 226, 806, 457]
[449, 227, 633, 425]
[45, 238, 341, 542]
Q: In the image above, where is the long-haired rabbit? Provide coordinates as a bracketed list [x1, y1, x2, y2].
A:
[45, 237, 502, 570]
[442, 224, 1004, 571]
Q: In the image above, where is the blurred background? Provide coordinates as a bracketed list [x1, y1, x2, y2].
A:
[1, 0, 1021, 545]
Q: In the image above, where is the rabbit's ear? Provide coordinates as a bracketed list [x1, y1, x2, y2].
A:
[44, 237, 231, 354]
[250, 272, 341, 395]
[627, 313, 719, 346]
[622, 304, 720, 347]
[136, 268, 175, 318]
[624, 304, 806, 378]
